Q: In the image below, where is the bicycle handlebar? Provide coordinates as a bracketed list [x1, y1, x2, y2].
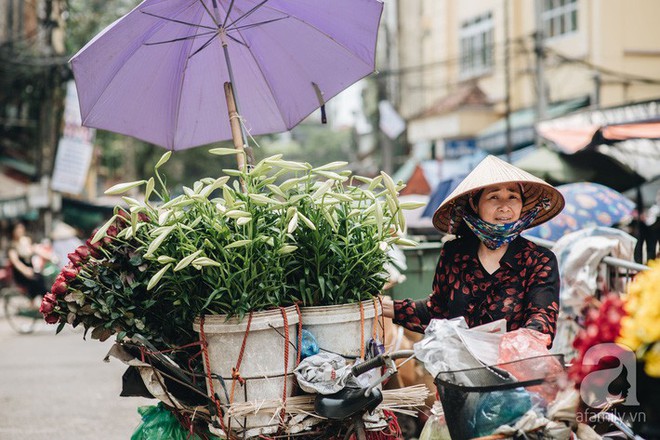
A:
[351, 350, 415, 377]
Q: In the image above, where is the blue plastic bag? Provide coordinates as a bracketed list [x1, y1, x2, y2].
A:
[469, 388, 532, 437]
[300, 328, 320, 359]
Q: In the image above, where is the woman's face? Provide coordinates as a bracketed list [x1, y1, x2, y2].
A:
[12, 223, 26, 240]
[473, 183, 523, 225]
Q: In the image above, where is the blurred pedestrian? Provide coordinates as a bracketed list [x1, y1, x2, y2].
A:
[633, 189, 660, 263]
[7, 222, 50, 299]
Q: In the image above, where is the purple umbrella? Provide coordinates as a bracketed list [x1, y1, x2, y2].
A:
[71, 0, 383, 153]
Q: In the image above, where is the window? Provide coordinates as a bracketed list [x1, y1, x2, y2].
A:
[541, 0, 578, 39]
[459, 12, 494, 79]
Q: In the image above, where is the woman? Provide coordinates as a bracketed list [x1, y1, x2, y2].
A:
[382, 155, 565, 344]
[7, 222, 49, 299]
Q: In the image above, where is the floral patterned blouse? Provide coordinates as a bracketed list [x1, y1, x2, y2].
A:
[393, 234, 560, 342]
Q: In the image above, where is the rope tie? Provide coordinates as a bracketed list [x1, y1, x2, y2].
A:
[278, 307, 290, 428]
[230, 312, 253, 404]
[372, 297, 380, 341]
[199, 316, 228, 436]
[294, 303, 302, 366]
[377, 295, 386, 346]
[230, 368, 245, 386]
[359, 301, 365, 360]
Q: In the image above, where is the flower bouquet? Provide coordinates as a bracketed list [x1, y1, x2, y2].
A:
[40, 148, 421, 363]
[568, 260, 660, 436]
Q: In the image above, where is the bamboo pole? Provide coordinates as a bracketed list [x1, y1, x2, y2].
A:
[224, 81, 255, 172]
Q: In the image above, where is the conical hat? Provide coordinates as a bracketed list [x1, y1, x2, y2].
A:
[432, 155, 564, 233]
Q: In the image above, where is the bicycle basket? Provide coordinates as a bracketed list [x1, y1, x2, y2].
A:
[434, 354, 565, 439]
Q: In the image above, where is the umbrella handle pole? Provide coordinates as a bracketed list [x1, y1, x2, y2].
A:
[224, 82, 255, 172]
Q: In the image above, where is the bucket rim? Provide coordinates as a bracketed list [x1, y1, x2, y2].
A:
[193, 305, 299, 333]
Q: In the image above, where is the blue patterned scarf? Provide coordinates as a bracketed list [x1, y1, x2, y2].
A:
[459, 198, 550, 250]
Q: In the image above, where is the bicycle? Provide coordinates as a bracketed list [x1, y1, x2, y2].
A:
[0, 263, 45, 334]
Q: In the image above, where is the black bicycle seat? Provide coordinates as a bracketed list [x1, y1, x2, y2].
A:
[314, 386, 383, 420]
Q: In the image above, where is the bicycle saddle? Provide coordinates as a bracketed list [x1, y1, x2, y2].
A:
[314, 386, 383, 420]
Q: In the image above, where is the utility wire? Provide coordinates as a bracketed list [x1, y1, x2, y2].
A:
[544, 46, 660, 86]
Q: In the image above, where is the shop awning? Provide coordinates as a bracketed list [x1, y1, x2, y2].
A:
[537, 100, 660, 182]
[476, 96, 590, 155]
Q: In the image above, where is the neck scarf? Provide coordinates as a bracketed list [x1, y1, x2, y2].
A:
[459, 198, 550, 250]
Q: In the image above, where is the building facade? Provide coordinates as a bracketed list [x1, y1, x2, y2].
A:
[396, 0, 660, 161]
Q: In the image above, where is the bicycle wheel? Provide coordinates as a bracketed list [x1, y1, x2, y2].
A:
[3, 288, 41, 334]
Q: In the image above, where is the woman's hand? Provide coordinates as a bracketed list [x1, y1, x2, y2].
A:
[380, 295, 394, 319]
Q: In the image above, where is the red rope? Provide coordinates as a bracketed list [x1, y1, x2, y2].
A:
[377, 296, 386, 347]
[199, 316, 228, 436]
[365, 410, 402, 439]
[294, 303, 302, 365]
[279, 307, 289, 428]
[359, 301, 365, 359]
[372, 297, 379, 341]
[230, 311, 252, 404]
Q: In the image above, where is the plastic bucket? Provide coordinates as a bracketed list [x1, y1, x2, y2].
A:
[300, 300, 382, 358]
[193, 306, 299, 434]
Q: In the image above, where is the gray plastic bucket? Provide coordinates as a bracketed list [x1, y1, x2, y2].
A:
[193, 306, 299, 433]
[300, 300, 382, 358]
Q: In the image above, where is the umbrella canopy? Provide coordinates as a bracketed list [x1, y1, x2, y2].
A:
[71, 0, 383, 150]
[524, 182, 635, 242]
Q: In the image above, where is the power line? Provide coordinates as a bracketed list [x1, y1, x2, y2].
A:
[545, 46, 660, 86]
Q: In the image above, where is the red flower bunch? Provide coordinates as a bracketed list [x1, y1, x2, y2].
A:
[568, 293, 628, 386]
[38, 212, 129, 329]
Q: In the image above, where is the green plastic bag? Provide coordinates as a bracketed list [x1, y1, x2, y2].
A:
[131, 402, 215, 440]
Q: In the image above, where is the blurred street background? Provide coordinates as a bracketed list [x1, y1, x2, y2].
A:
[0, 312, 151, 440]
[2, 0, 660, 438]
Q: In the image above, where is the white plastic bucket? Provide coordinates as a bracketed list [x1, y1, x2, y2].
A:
[300, 299, 383, 358]
[193, 306, 299, 433]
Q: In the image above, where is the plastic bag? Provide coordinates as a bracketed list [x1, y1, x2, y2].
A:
[419, 401, 451, 440]
[497, 329, 564, 402]
[131, 403, 213, 440]
[414, 317, 484, 378]
[300, 329, 319, 359]
[469, 388, 532, 438]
